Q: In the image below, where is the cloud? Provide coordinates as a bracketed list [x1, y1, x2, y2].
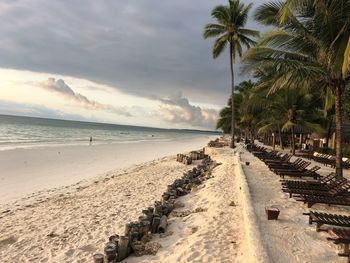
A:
[157, 93, 218, 129]
[40, 78, 132, 117]
[0, 0, 267, 106]
[0, 99, 96, 122]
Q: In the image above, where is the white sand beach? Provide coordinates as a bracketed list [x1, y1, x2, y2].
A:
[2, 139, 350, 263]
[0, 137, 216, 206]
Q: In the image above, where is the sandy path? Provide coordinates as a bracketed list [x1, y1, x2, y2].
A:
[240, 146, 350, 263]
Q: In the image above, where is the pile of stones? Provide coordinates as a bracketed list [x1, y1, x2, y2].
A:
[93, 155, 216, 263]
[176, 149, 207, 165]
[207, 138, 226, 148]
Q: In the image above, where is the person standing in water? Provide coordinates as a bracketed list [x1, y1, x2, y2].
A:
[89, 136, 92, 146]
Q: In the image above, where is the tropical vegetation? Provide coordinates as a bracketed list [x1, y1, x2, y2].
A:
[211, 0, 350, 178]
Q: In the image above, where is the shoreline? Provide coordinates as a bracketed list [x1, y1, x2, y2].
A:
[0, 136, 217, 207]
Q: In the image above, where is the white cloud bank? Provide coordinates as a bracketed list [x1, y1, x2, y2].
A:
[158, 93, 218, 129]
[40, 78, 132, 117]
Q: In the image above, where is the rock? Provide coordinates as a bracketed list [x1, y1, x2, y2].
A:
[170, 210, 191, 218]
[131, 241, 145, 257]
[229, 201, 236, 207]
[140, 233, 152, 243]
[173, 201, 185, 209]
[193, 207, 207, 213]
[144, 242, 161, 255]
[47, 232, 58, 238]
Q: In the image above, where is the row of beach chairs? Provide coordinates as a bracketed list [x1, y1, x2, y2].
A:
[247, 144, 321, 179]
[247, 143, 350, 260]
[310, 152, 350, 169]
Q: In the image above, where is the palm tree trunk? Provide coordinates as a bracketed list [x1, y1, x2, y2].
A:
[325, 115, 333, 148]
[278, 124, 283, 149]
[229, 41, 235, 149]
[334, 83, 343, 178]
[291, 126, 295, 155]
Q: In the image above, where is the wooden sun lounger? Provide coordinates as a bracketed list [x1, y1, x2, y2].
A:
[282, 177, 344, 192]
[281, 173, 336, 186]
[303, 211, 350, 232]
[272, 162, 312, 178]
[264, 154, 292, 165]
[286, 180, 350, 198]
[268, 158, 304, 169]
[277, 166, 321, 179]
[269, 159, 309, 171]
[327, 228, 350, 261]
[296, 195, 350, 208]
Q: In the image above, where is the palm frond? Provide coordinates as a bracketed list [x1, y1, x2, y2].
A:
[203, 23, 227, 39]
[254, 1, 284, 26]
[281, 120, 296, 131]
[343, 37, 350, 79]
[213, 33, 229, 58]
[211, 5, 230, 26]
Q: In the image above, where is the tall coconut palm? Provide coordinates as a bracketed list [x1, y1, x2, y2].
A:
[203, 0, 259, 148]
[244, 0, 350, 177]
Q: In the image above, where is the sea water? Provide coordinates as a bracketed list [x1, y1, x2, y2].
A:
[0, 114, 220, 150]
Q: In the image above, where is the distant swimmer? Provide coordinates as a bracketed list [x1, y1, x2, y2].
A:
[89, 136, 92, 146]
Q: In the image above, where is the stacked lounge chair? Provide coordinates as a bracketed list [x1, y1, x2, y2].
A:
[247, 143, 350, 261]
[248, 144, 321, 179]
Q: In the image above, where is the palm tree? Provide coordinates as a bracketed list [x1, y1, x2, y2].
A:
[216, 80, 255, 135]
[243, 0, 350, 178]
[203, 0, 259, 148]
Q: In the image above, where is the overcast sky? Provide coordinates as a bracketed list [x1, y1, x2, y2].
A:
[0, 0, 267, 130]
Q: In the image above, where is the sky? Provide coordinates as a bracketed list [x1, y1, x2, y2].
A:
[0, 0, 267, 130]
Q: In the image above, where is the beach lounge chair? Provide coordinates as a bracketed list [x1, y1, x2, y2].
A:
[281, 173, 336, 187]
[276, 166, 321, 179]
[282, 174, 341, 191]
[285, 179, 350, 198]
[304, 211, 350, 232]
[296, 195, 350, 208]
[268, 158, 304, 169]
[270, 160, 312, 177]
[269, 159, 310, 172]
[263, 154, 292, 165]
[327, 228, 350, 261]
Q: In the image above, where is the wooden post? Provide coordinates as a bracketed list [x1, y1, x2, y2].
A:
[104, 242, 117, 262]
[151, 216, 161, 233]
[124, 223, 131, 236]
[116, 236, 129, 262]
[158, 215, 168, 233]
[93, 253, 105, 263]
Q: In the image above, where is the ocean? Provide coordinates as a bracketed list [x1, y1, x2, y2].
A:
[0, 114, 220, 150]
